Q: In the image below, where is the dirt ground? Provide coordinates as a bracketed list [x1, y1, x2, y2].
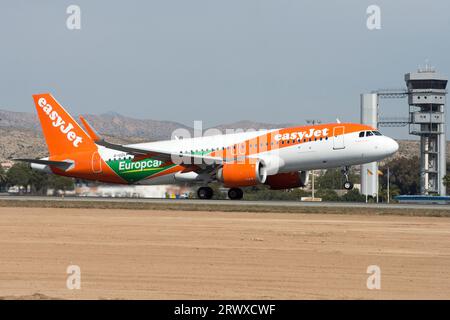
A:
[0, 206, 449, 300]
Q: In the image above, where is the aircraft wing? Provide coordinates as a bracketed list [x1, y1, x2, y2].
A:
[95, 138, 224, 165]
[79, 116, 224, 166]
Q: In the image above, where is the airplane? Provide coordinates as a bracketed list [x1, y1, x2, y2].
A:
[17, 93, 399, 200]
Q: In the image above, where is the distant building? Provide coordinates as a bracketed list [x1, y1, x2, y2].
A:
[74, 184, 192, 199]
[1, 160, 14, 171]
[395, 195, 450, 204]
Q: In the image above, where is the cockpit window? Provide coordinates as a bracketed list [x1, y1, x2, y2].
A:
[359, 130, 382, 137]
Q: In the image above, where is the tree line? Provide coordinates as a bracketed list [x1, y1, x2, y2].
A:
[1, 156, 447, 200]
[0, 162, 74, 194]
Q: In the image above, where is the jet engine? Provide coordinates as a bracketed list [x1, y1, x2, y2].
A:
[217, 160, 267, 187]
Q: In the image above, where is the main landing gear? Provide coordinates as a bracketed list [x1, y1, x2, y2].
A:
[197, 186, 244, 200]
[341, 166, 354, 190]
[228, 188, 243, 200]
[197, 186, 213, 199]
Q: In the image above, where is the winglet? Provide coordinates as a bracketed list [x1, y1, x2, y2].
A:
[79, 115, 101, 142]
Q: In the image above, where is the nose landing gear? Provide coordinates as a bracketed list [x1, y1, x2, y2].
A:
[341, 166, 354, 190]
[343, 181, 354, 190]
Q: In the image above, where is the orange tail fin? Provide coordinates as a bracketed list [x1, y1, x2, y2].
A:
[32, 93, 97, 156]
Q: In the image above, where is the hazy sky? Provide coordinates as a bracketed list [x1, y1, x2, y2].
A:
[1, 0, 449, 138]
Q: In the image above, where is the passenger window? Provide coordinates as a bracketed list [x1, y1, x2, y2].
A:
[359, 131, 365, 138]
[366, 131, 373, 137]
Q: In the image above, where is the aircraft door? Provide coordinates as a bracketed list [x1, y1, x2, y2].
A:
[92, 151, 103, 173]
[333, 126, 345, 150]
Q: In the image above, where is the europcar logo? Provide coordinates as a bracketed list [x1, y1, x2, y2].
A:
[105, 157, 168, 183]
[38, 97, 83, 147]
[118, 159, 163, 172]
[274, 128, 329, 141]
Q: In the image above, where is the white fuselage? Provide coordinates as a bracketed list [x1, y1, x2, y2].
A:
[94, 128, 399, 185]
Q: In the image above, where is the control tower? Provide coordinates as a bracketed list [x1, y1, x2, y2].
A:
[405, 68, 448, 195]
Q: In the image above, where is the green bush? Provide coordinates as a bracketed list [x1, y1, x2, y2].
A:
[5, 162, 74, 195]
[340, 189, 366, 202]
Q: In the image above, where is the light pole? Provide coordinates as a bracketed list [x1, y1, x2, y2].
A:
[365, 169, 368, 203]
[376, 170, 379, 203]
[387, 167, 390, 204]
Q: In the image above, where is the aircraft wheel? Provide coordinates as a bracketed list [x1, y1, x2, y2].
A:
[228, 188, 243, 200]
[343, 181, 354, 190]
[197, 187, 213, 199]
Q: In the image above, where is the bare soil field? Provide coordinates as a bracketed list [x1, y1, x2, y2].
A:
[0, 206, 449, 299]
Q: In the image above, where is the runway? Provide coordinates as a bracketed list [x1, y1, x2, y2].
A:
[1, 195, 450, 212]
[0, 206, 449, 299]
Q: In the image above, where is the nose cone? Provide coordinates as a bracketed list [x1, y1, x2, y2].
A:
[384, 137, 399, 156]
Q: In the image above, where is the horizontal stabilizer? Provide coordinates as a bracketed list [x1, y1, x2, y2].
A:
[14, 158, 74, 171]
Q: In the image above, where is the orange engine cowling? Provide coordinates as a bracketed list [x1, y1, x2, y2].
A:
[265, 171, 309, 190]
[217, 160, 267, 187]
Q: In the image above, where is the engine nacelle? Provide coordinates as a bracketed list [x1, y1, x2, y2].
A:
[265, 171, 309, 190]
[217, 160, 267, 187]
